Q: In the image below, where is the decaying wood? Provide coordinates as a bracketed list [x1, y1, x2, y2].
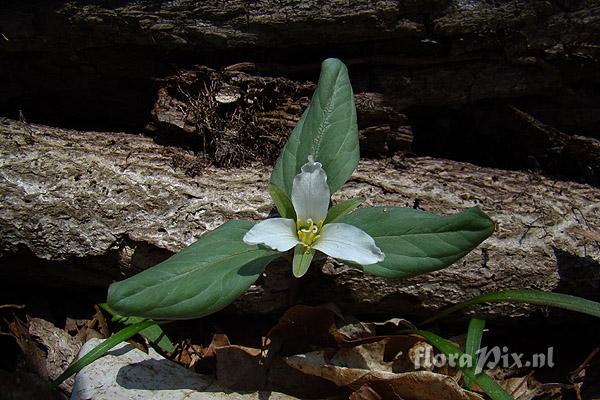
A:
[1, 1, 599, 184]
[1, 119, 598, 319]
[149, 65, 600, 183]
[149, 65, 413, 165]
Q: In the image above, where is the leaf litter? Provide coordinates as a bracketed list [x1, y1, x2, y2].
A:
[2, 302, 598, 399]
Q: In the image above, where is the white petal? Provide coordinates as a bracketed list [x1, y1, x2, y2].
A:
[291, 156, 330, 223]
[243, 218, 299, 252]
[313, 223, 385, 265]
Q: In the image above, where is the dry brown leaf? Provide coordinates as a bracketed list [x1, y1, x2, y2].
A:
[266, 304, 345, 355]
[6, 316, 82, 394]
[173, 340, 205, 369]
[350, 384, 384, 400]
[203, 333, 231, 358]
[517, 383, 573, 400]
[499, 376, 531, 398]
[286, 350, 375, 386]
[338, 320, 377, 341]
[214, 343, 268, 390]
[332, 340, 394, 372]
[6, 316, 48, 379]
[285, 351, 484, 400]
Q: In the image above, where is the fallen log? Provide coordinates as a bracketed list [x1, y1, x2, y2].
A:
[1, 1, 599, 186]
[1, 118, 598, 318]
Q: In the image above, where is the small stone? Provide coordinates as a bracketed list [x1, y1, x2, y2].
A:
[71, 338, 299, 399]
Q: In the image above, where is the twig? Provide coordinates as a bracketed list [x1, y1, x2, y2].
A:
[0, 304, 25, 310]
[510, 370, 534, 397]
[571, 347, 599, 377]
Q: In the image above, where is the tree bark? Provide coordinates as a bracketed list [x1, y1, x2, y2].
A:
[1, 1, 599, 183]
[2, 118, 598, 318]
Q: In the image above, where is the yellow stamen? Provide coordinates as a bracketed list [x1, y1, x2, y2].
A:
[296, 218, 324, 247]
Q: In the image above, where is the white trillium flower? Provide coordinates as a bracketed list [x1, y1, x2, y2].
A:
[244, 156, 385, 277]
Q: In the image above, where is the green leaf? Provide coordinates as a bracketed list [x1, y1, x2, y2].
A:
[269, 183, 296, 219]
[324, 197, 364, 224]
[337, 207, 494, 278]
[292, 245, 315, 278]
[99, 303, 175, 353]
[271, 58, 359, 196]
[108, 220, 280, 320]
[421, 289, 600, 325]
[138, 323, 174, 353]
[51, 320, 157, 389]
[464, 318, 486, 389]
[415, 329, 514, 400]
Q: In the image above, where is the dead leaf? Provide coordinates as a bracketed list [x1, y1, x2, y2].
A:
[64, 305, 108, 343]
[407, 341, 435, 371]
[367, 372, 483, 400]
[285, 350, 484, 400]
[28, 317, 82, 392]
[332, 340, 394, 372]
[203, 333, 231, 359]
[215, 343, 267, 390]
[350, 384, 384, 400]
[338, 318, 377, 341]
[286, 350, 372, 386]
[266, 304, 345, 355]
[5, 316, 48, 379]
[499, 376, 531, 398]
[173, 339, 205, 369]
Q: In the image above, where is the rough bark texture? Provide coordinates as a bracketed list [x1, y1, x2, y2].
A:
[2, 119, 598, 319]
[1, 1, 599, 183]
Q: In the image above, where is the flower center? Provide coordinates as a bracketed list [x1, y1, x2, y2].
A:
[296, 218, 323, 247]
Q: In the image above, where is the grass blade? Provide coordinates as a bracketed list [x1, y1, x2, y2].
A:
[50, 319, 157, 389]
[415, 329, 513, 400]
[464, 318, 486, 389]
[420, 290, 600, 325]
[99, 303, 175, 353]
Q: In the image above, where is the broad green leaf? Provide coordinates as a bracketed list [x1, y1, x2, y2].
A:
[51, 320, 157, 389]
[293, 245, 315, 278]
[99, 303, 175, 353]
[108, 220, 280, 320]
[338, 207, 494, 278]
[271, 58, 359, 196]
[415, 329, 513, 400]
[464, 318, 486, 389]
[324, 197, 364, 224]
[421, 289, 600, 325]
[269, 183, 296, 219]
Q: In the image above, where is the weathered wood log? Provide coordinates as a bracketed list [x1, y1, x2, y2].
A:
[1, 1, 599, 184]
[2, 1, 599, 105]
[149, 65, 413, 165]
[149, 65, 600, 184]
[1, 118, 598, 319]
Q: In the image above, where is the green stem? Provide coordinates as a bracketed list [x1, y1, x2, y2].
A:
[50, 319, 158, 389]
